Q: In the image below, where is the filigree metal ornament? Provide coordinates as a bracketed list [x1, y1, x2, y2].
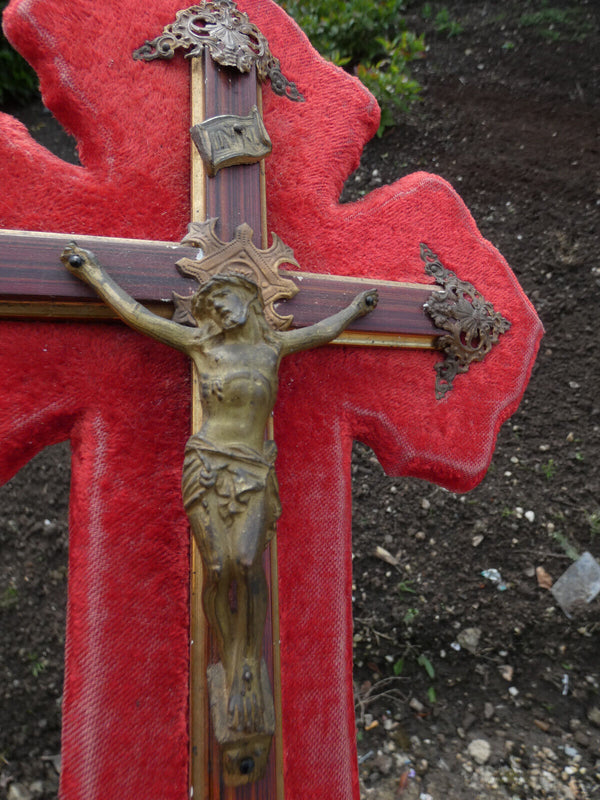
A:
[421, 244, 511, 400]
[191, 105, 272, 176]
[133, 1, 304, 101]
[174, 218, 300, 329]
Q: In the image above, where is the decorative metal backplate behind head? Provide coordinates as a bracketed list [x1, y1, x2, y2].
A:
[173, 219, 300, 329]
[421, 244, 511, 399]
[133, 1, 304, 101]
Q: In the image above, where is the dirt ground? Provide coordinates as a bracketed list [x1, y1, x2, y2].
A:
[1, 1, 599, 798]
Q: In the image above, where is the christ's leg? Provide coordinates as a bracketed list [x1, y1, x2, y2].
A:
[187, 505, 237, 680]
[225, 492, 272, 733]
[227, 558, 269, 733]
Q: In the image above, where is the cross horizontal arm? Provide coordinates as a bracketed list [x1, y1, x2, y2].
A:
[0, 229, 442, 345]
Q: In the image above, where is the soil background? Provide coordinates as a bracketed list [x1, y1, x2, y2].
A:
[1, 1, 599, 798]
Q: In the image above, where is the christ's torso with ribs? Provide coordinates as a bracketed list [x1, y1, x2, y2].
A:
[191, 341, 280, 452]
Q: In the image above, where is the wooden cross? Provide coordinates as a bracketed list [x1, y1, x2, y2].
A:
[0, 0, 541, 798]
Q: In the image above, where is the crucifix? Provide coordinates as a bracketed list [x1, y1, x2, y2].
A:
[0, 0, 542, 797]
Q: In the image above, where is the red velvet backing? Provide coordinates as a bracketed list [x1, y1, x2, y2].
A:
[0, 1, 543, 798]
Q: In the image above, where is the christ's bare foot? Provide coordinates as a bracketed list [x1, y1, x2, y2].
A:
[227, 662, 264, 733]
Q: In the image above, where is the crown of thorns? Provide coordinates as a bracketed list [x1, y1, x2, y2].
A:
[191, 272, 261, 315]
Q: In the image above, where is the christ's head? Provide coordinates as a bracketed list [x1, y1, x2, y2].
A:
[192, 274, 260, 330]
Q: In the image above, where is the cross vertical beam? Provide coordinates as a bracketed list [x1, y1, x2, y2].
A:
[187, 51, 283, 798]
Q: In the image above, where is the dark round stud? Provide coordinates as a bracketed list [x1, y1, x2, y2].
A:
[239, 757, 255, 775]
[68, 254, 84, 269]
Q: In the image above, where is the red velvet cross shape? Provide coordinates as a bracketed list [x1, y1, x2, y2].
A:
[0, 1, 542, 798]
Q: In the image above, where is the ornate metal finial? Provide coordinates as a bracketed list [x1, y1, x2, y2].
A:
[173, 219, 300, 329]
[133, 1, 304, 101]
[421, 244, 511, 400]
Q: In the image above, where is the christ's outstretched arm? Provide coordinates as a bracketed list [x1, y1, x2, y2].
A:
[278, 288, 378, 357]
[61, 243, 194, 353]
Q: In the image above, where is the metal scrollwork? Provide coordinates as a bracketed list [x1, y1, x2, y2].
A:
[421, 243, 511, 400]
[133, 1, 304, 101]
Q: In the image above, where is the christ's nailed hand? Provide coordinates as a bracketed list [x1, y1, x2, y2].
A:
[60, 242, 101, 280]
[354, 288, 379, 316]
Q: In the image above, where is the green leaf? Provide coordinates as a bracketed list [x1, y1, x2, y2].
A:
[418, 654, 435, 679]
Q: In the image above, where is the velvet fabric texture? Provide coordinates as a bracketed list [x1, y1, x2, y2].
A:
[0, 1, 543, 797]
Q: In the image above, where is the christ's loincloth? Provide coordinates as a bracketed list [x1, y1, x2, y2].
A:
[182, 434, 281, 539]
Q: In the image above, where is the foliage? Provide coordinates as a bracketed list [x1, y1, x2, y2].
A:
[588, 511, 600, 540]
[549, 528, 580, 562]
[519, 4, 593, 42]
[0, 584, 18, 609]
[27, 652, 47, 678]
[402, 607, 419, 625]
[280, 0, 424, 134]
[541, 458, 556, 480]
[393, 648, 436, 703]
[0, 1, 38, 106]
[422, 4, 464, 37]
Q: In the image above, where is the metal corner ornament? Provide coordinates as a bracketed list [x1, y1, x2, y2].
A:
[133, 0, 304, 102]
[421, 244, 511, 400]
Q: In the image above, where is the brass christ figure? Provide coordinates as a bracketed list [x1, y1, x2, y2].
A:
[60, 242, 377, 782]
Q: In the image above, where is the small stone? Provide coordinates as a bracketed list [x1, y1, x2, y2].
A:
[551, 552, 600, 617]
[536, 566, 553, 589]
[462, 712, 476, 731]
[574, 730, 591, 747]
[415, 758, 429, 775]
[467, 739, 491, 765]
[456, 627, 481, 654]
[508, 686, 519, 697]
[484, 702, 495, 720]
[367, 770, 381, 785]
[472, 534, 484, 547]
[374, 545, 398, 566]
[525, 510, 535, 522]
[588, 707, 600, 728]
[409, 697, 425, 714]
[421, 498, 431, 511]
[373, 753, 393, 776]
[8, 785, 33, 800]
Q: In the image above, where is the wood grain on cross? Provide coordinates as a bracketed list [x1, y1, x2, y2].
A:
[0, 1, 543, 799]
